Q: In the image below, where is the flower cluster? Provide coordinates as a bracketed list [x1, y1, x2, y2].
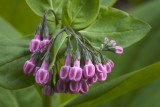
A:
[23, 9, 123, 96]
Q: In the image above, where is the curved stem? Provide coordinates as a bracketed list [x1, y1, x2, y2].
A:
[44, 9, 59, 25]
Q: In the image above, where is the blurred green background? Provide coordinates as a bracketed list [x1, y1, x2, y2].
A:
[0, 0, 160, 107]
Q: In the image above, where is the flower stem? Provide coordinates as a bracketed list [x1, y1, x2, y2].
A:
[42, 95, 51, 107]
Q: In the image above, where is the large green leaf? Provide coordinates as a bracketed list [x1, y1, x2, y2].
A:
[0, 17, 34, 89]
[100, 0, 117, 7]
[79, 6, 151, 48]
[61, 61, 160, 107]
[25, 0, 65, 21]
[0, 86, 41, 107]
[62, 0, 100, 30]
[0, 0, 41, 35]
[49, 32, 68, 71]
[97, 0, 160, 107]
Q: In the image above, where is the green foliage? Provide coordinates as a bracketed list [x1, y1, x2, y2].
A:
[79, 6, 151, 48]
[100, 0, 117, 7]
[25, 0, 65, 20]
[62, 0, 100, 30]
[61, 61, 160, 107]
[0, 17, 35, 89]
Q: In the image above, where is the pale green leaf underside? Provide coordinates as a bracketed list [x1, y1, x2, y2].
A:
[79, 6, 151, 48]
[62, 61, 160, 107]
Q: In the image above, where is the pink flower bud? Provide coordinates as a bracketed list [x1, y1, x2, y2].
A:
[23, 57, 36, 74]
[33, 66, 40, 76]
[97, 71, 107, 81]
[110, 40, 116, 46]
[55, 79, 68, 93]
[40, 35, 50, 53]
[104, 63, 111, 73]
[115, 46, 123, 54]
[69, 58, 82, 81]
[42, 85, 54, 96]
[80, 80, 88, 94]
[87, 74, 97, 86]
[95, 63, 105, 73]
[104, 37, 109, 42]
[35, 59, 49, 84]
[60, 54, 71, 80]
[69, 81, 80, 94]
[83, 59, 95, 78]
[108, 60, 114, 68]
[29, 33, 41, 52]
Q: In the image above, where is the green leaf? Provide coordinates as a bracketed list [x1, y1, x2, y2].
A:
[48, 32, 68, 71]
[0, 0, 41, 35]
[100, 0, 117, 7]
[62, 0, 100, 30]
[79, 6, 151, 48]
[25, 0, 65, 21]
[0, 17, 35, 89]
[97, 1, 160, 107]
[0, 86, 42, 107]
[61, 61, 160, 107]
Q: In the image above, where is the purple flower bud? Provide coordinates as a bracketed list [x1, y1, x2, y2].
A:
[95, 63, 105, 73]
[55, 79, 68, 93]
[108, 60, 114, 68]
[23, 57, 36, 74]
[83, 59, 95, 78]
[40, 35, 50, 53]
[29, 33, 41, 52]
[104, 37, 109, 42]
[115, 46, 123, 54]
[104, 63, 111, 73]
[69, 81, 80, 94]
[87, 74, 97, 86]
[60, 53, 71, 80]
[110, 40, 116, 46]
[42, 85, 54, 96]
[69, 58, 82, 81]
[35, 59, 49, 84]
[33, 66, 40, 76]
[80, 80, 88, 94]
[97, 71, 107, 81]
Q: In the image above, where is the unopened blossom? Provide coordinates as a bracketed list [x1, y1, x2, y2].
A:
[115, 46, 123, 54]
[60, 53, 71, 81]
[42, 85, 54, 96]
[55, 79, 68, 93]
[23, 56, 36, 74]
[95, 63, 105, 73]
[29, 33, 41, 52]
[69, 81, 80, 94]
[97, 71, 107, 81]
[69, 57, 82, 81]
[35, 59, 50, 84]
[110, 40, 116, 46]
[79, 80, 88, 94]
[40, 35, 50, 53]
[83, 59, 95, 78]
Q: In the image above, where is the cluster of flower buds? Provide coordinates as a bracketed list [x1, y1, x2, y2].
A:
[23, 9, 123, 96]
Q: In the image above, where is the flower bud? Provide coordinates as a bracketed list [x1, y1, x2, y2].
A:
[80, 80, 88, 94]
[33, 66, 40, 76]
[55, 79, 68, 93]
[60, 53, 71, 80]
[104, 37, 109, 44]
[110, 40, 116, 47]
[29, 33, 41, 52]
[97, 71, 107, 81]
[83, 59, 95, 78]
[23, 56, 36, 74]
[40, 35, 50, 53]
[35, 59, 49, 84]
[42, 85, 54, 96]
[95, 63, 105, 73]
[69, 81, 80, 94]
[69, 57, 82, 81]
[108, 60, 114, 68]
[115, 46, 123, 54]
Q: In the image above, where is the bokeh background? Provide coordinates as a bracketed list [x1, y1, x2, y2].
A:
[0, 0, 160, 107]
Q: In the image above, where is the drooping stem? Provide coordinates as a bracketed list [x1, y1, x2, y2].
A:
[44, 9, 59, 25]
